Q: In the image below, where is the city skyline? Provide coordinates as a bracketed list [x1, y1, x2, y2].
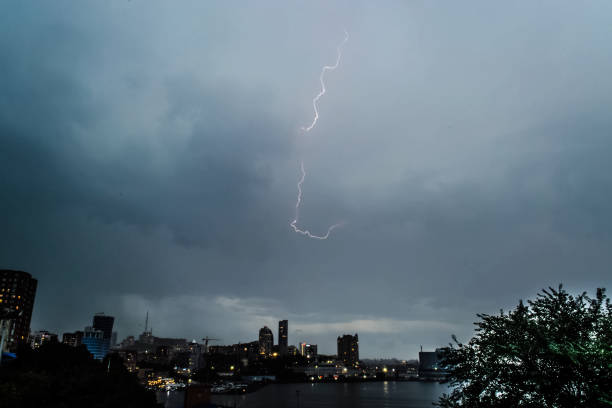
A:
[28, 305, 450, 359]
[41, 312, 364, 360]
[2, 1, 612, 359]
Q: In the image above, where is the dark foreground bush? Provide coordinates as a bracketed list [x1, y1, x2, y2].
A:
[0, 342, 159, 408]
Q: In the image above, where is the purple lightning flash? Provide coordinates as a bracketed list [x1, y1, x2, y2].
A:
[290, 30, 348, 239]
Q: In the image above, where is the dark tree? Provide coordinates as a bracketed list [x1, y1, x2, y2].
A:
[0, 342, 159, 408]
[438, 285, 611, 408]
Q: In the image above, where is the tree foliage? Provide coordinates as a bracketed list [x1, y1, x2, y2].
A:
[0, 342, 159, 408]
[438, 285, 612, 407]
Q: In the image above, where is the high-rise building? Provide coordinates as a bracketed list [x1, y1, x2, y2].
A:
[81, 313, 114, 360]
[29, 330, 58, 348]
[418, 348, 450, 379]
[278, 320, 288, 355]
[62, 331, 84, 347]
[337, 333, 359, 366]
[299, 342, 318, 360]
[287, 345, 298, 356]
[82, 326, 108, 360]
[92, 313, 114, 340]
[0, 270, 38, 352]
[91, 312, 114, 358]
[258, 326, 273, 356]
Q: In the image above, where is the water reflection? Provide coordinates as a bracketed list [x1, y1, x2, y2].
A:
[158, 381, 448, 408]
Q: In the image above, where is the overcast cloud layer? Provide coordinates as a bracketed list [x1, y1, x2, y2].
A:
[2, 1, 612, 358]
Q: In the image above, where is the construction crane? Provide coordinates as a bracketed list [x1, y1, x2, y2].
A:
[202, 336, 220, 353]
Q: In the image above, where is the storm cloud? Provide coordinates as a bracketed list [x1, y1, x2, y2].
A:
[1, 1, 611, 358]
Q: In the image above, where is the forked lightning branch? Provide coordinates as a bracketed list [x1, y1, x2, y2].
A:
[290, 30, 348, 240]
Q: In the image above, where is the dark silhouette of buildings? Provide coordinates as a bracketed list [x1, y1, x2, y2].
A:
[278, 320, 288, 355]
[82, 326, 107, 360]
[83, 313, 114, 360]
[29, 330, 58, 348]
[62, 331, 84, 347]
[418, 348, 450, 379]
[287, 344, 298, 356]
[93, 313, 114, 340]
[258, 326, 273, 356]
[300, 342, 318, 360]
[337, 333, 359, 366]
[208, 340, 259, 359]
[0, 269, 38, 352]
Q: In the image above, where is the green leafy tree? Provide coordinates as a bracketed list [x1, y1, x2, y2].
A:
[438, 285, 611, 407]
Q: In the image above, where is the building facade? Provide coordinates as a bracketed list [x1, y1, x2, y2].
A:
[258, 326, 273, 356]
[287, 345, 298, 356]
[93, 313, 114, 340]
[29, 330, 58, 348]
[418, 348, 450, 379]
[62, 331, 84, 347]
[278, 320, 288, 355]
[0, 270, 38, 352]
[90, 313, 114, 359]
[337, 333, 359, 366]
[82, 326, 108, 360]
[300, 342, 318, 360]
[209, 340, 259, 359]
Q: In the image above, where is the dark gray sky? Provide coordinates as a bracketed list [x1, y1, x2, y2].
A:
[2, 1, 611, 358]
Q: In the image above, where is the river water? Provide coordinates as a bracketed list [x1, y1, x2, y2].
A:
[158, 381, 448, 407]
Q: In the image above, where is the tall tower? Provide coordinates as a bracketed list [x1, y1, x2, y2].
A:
[337, 333, 359, 366]
[144, 311, 150, 334]
[278, 320, 288, 356]
[92, 313, 114, 340]
[0, 270, 38, 352]
[89, 312, 114, 359]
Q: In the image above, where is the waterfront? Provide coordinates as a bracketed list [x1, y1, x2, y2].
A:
[158, 381, 448, 408]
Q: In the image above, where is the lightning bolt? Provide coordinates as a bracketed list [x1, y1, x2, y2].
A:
[290, 161, 343, 239]
[290, 30, 348, 240]
[302, 30, 349, 132]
